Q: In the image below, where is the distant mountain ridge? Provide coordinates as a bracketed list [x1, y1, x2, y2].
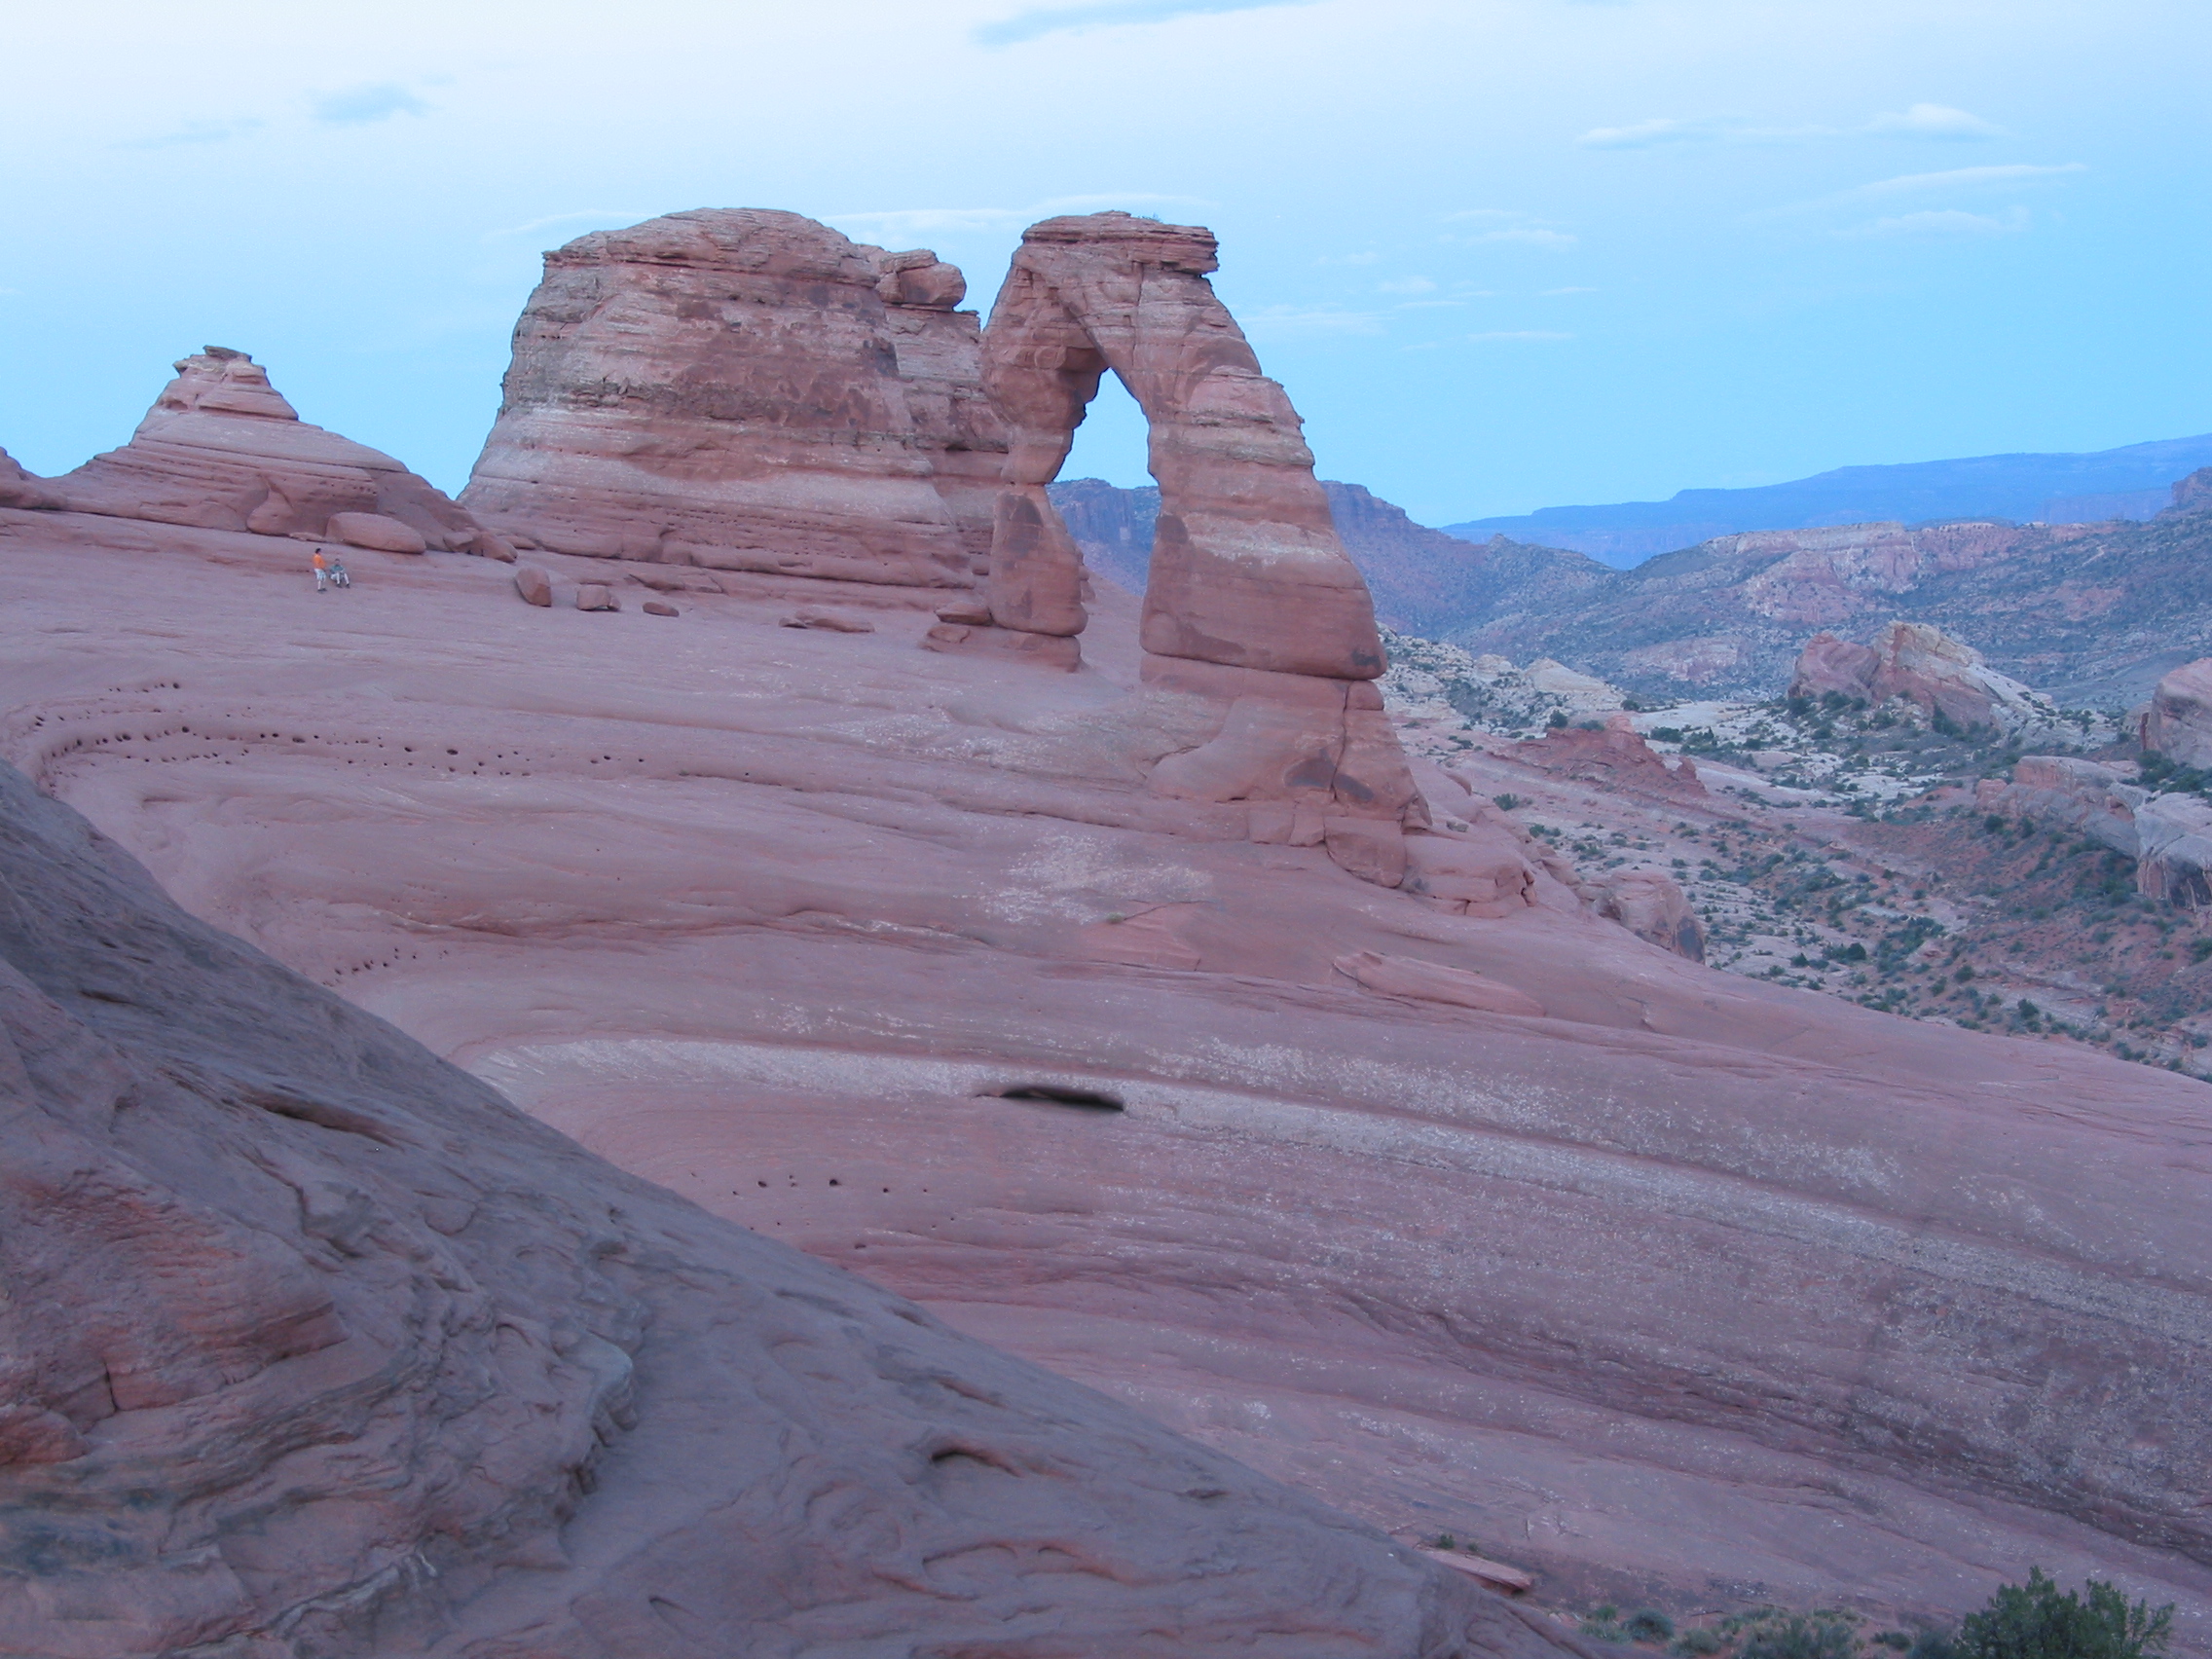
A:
[1048, 477, 1604, 638]
[1445, 432, 2212, 568]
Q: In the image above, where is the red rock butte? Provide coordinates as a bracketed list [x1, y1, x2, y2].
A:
[0, 206, 2207, 1654]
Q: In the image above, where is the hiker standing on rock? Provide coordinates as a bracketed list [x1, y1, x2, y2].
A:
[312, 549, 329, 593]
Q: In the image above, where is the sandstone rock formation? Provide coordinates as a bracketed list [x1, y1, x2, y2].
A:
[326, 509, 427, 554]
[970, 213, 1425, 881]
[461, 210, 1002, 586]
[2143, 658, 2212, 767]
[980, 213, 1382, 680]
[1790, 621, 2051, 730]
[2133, 792, 2212, 907]
[0, 758, 1554, 1659]
[0, 444, 59, 510]
[1589, 868, 1707, 961]
[1512, 721, 1705, 797]
[54, 349, 484, 549]
[1983, 755, 2142, 856]
[6, 507, 2211, 1634]
[514, 565, 553, 607]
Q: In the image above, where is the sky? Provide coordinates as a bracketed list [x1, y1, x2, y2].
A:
[2, 0, 2206, 524]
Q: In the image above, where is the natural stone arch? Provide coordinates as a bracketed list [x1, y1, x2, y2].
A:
[977, 213, 1385, 681]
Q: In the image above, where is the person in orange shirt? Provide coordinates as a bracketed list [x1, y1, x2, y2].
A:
[312, 549, 329, 593]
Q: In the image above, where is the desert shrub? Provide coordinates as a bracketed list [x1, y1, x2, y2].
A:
[1871, 1635, 1911, 1652]
[1950, 1567, 2172, 1659]
[1549, 710, 1570, 729]
[1673, 1632, 1725, 1657]
[1627, 1609, 1677, 1642]
[2191, 938, 2212, 964]
[1493, 793, 1524, 812]
[1738, 1614, 1856, 1659]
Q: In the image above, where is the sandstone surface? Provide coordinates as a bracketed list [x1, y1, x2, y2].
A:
[54, 350, 482, 549]
[3, 506, 2209, 1641]
[326, 509, 428, 554]
[0, 755, 1545, 1657]
[461, 210, 998, 586]
[2144, 658, 2212, 767]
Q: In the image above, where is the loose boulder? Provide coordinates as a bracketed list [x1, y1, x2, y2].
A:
[575, 583, 620, 611]
[326, 511, 427, 554]
[514, 566, 554, 607]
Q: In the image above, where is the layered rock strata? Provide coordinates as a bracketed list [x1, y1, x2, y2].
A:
[1790, 620, 2051, 731]
[0, 758, 1552, 1659]
[979, 212, 1383, 679]
[55, 349, 485, 549]
[2143, 658, 2212, 767]
[0, 445, 59, 510]
[972, 212, 1424, 879]
[461, 210, 1001, 585]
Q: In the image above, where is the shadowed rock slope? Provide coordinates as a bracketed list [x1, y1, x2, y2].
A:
[0, 761, 1556, 1658]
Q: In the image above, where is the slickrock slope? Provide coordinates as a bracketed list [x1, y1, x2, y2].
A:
[54, 349, 486, 550]
[0, 753, 1549, 1658]
[4, 506, 2210, 1641]
[461, 209, 997, 585]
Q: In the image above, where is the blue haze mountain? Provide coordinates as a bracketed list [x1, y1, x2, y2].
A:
[1445, 433, 2212, 569]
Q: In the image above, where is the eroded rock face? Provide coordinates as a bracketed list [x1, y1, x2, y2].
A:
[980, 213, 1383, 680]
[0, 760, 1551, 1659]
[54, 350, 482, 549]
[1987, 756, 2143, 857]
[1789, 621, 2048, 730]
[0, 445, 59, 510]
[461, 210, 1001, 586]
[2144, 658, 2212, 767]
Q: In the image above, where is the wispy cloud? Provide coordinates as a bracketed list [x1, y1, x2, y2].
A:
[1837, 205, 2032, 240]
[313, 83, 429, 126]
[1404, 329, 1574, 351]
[1845, 163, 2084, 199]
[120, 117, 265, 150]
[1865, 103, 2008, 139]
[1577, 103, 2006, 149]
[1438, 210, 1577, 249]
[974, 0, 1314, 46]
[485, 209, 653, 241]
[1239, 305, 1389, 338]
[826, 194, 1210, 241]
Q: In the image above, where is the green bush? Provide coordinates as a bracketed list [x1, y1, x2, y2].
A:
[1493, 793, 1524, 812]
[1739, 1614, 1856, 1659]
[1945, 1567, 2173, 1659]
[1673, 1632, 1725, 1657]
[1627, 1610, 1677, 1643]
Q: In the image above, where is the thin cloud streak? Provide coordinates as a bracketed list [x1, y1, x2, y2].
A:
[974, 0, 1315, 47]
[1577, 103, 2006, 149]
[313, 84, 429, 126]
[827, 194, 1212, 240]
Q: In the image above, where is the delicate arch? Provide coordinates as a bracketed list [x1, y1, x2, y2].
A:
[978, 213, 1385, 681]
